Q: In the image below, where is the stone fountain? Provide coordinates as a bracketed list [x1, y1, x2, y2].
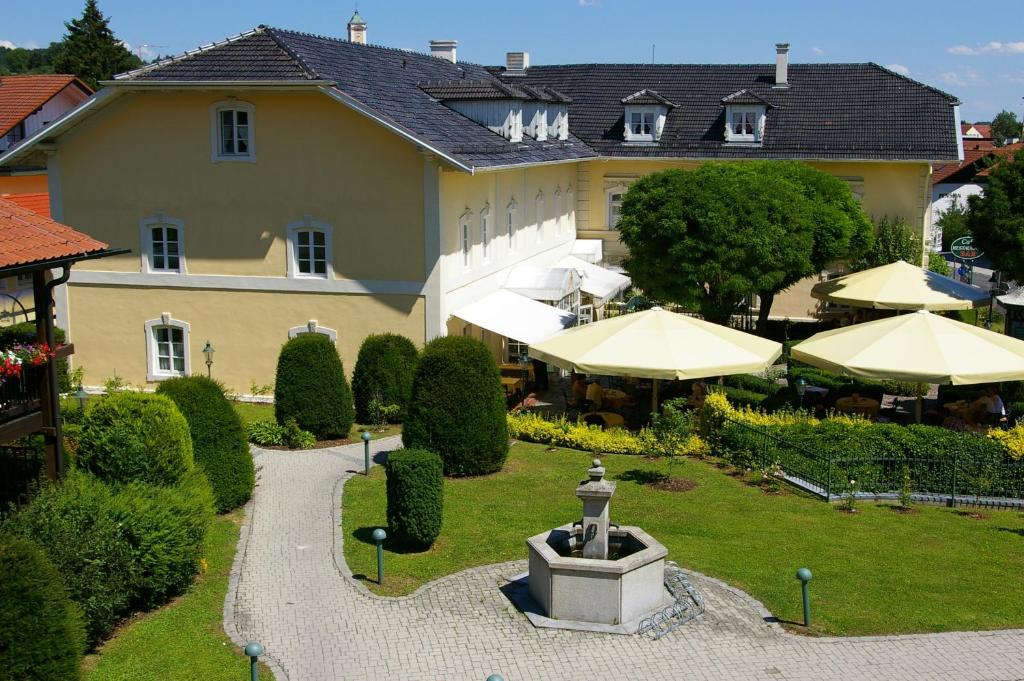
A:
[522, 459, 669, 632]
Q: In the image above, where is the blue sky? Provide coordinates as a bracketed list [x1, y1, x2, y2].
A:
[6, 0, 1023, 121]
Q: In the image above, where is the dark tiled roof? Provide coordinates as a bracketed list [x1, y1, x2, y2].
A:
[721, 89, 770, 106]
[621, 89, 677, 107]
[420, 80, 528, 101]
[497, 63, 961, 161]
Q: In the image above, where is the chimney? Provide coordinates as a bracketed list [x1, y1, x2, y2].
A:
[505, 52, 530, 75]
[347, 11, 366, 45]
[429, 40, 458, 63]
[774, 43, 789, 88]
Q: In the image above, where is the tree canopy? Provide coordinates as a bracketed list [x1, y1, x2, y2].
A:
[617, 162, 872, 327]
[53, 0, 141, 88]
[860, 216, 922, 269]
[990, 111, 1022, 147]
[967, 151, 1024, 281]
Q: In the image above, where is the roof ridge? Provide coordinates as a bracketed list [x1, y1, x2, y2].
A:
[262, 27, 321, 80]
[113, 27, 269, 80]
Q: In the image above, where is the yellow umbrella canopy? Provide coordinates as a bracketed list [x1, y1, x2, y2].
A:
[810, 260, 988, 311]
[791, 310, 1024, 385]
[528, 307, 783, 380]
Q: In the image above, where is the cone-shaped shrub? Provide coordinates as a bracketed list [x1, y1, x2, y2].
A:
[274, 334, 355, 439]
[0, 536, 85, 680]
[352, 333, 418, 423]
[385, 449, 443, 548]
[403, 336, 508, 476]
[76, 392, 193, 486]
[157, 376, 255, 512]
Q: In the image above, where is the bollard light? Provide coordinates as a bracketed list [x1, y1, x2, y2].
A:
[795, 377, 807, 409]
[362, 430, 372, 475]
[795, 567, 813, 627]
[244, 641, 264, 681]
[486, 675, 505, 681]
[372, 527, 387, 584]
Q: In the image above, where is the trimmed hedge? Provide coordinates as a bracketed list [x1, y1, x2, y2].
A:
[2, 472, 136, 647]
[352, 334, 418, 423]
[156, 376, 255, 512]
[274, 334, 355, 439]
[385, 449, 443, 548]
[0, 322, 71, 393]
[508, 411, 710, 458]
[0, 536, 85, 681]
[76, 392, 193, 486]
[403, 336, 508, 476]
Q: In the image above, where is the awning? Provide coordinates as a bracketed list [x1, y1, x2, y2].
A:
[450, 289, 576, 345]
[570, 239, 604, 264]
[558, 255, 631, 306]
[504, 265, 580, 302]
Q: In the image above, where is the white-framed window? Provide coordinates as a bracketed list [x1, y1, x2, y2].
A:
[607, 185, 627, 230]
[459, 210, 472, 270]
[724, 106, 765, 143]
[140, 214, 185, 274]
[144, 313, 190, 382]
[287, 319, 338, 343]
[210, 100, 255, 162]
[506, 338, 529, 364]
[554, 188, 564, 236]
[480, 205, 491, 263]
[507, 199, 517, 252]
[622, 105, 668, 142]
[630, 111, 654, 139]
[286, 216, 333, 279]
[535, 191, 546, 243]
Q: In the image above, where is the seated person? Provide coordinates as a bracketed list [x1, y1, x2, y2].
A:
[570, 373, 587, 405]
[687, 378, 709, 408]
[586, 381, 604, 410]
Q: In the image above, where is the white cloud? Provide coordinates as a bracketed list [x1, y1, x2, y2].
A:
[578, 0, 602, 5]
[940, 68, 981, 87]
[947, 41, 1024, 56]
[885, 63, 911, 76]
[811, 47, 825, 56]
[0, 39, 38, 50]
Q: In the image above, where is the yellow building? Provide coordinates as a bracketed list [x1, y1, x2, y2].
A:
[0, 26, 960, 394]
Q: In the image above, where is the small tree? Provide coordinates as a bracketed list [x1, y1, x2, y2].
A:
[53, 0, 142, 88]
[928, 252, 951, 276]
[937, 195, 971, 251]
[403, 336, 508, 476]
[156, 376, 255, 513]
[0, 537, 85, 680]
[385, 449, 443, 548]
[861, 216, 922, 269]
[77, 392, 193, 486]
[352, 334, 418, 424]
[274, 334, 354, 440]
[990, 110, 1022, 147]
[967, 152, 1024, 282]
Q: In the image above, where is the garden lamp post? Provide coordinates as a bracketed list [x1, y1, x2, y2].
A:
[796, 567, 813, 627]
[372, 528, 387, 584]
[73, 386, 88, 413]
[795, 377, 807, 409]
[362, 430, 372, 475]
[519, 351, 529, 393]
[202, 341, 214, 378]
[244, 641, 263, 681]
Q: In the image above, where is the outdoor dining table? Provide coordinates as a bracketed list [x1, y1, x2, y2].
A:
[834, 395, 880, 418]
[599, 388, 631, 409]
[500, 376, 523, 396]
[498, 363, 534, 381]
[581, 411, 626, 429]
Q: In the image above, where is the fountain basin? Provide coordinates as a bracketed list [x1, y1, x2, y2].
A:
[527, 523, 667, 626]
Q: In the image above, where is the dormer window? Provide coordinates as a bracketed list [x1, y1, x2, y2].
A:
[621, 89, 676, 143]
[721, 90, 770, 145]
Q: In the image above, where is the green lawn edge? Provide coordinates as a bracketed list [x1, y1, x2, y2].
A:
[342, 442, 1024, 637]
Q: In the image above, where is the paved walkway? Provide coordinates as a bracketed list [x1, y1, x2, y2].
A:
[226, 439, 1024, 681]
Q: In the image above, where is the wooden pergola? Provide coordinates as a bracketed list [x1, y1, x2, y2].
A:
[0, 198, 123, 480]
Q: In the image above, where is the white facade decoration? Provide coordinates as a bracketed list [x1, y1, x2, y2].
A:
[288, 319, 338, 343]
[447, 99, 523, 142]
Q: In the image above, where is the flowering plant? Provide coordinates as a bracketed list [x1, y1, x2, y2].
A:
[0, 342, 56, 386]
[1, 349, 22, 380]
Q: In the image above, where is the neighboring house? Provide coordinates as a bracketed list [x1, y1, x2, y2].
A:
[0, 20, 960, 394]
[930, 143, 1021, 250]
[961, 123, 994, 151]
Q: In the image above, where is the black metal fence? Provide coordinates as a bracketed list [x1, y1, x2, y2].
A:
[0, 364, 45, 422]
[0, 444, 44, 511]
[720, 415, 1024, 507]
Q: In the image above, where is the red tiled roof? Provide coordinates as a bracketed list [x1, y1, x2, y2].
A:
[0, 197, 108, 269]
[1, 192, 50, 218]
[932, 142, 1023, 184]
[961, 123, 992, 138]
[0, 75, 92, 138]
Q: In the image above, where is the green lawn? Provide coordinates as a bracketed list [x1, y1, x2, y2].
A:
[232, 401, 401, 441]
[83, 510, 273, 680]
[344, 443, 1024, 636]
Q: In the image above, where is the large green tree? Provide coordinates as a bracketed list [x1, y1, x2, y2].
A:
[966, 151, 1024, 281]
[617, 162, 871, 328]
[53, 0, 141, 88]
[990, 110, 1022, 147]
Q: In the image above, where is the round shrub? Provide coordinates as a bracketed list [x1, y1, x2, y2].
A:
[156, 376, 255, 512]
[352, 333, 418, 423]
[385, 449, 443, 548]
[109, 469, 214, 610]
[76, 392, 193, 486]
[274, 334, 355, 439]
[0, 536, 85, 680]
[402, 336, 508, 476]
[2, 471, 136, 647]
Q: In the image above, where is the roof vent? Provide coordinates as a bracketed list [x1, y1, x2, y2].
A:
[430, 40, 458, 63]
[506, 52, 530, 75]
[774, 43, 789, 88]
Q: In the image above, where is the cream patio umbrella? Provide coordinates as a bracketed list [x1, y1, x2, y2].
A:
[810, 260, 988, 311]
[528, 307, 783, 411]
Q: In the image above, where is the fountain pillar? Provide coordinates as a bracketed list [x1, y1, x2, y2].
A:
[575, 459, 616, 560]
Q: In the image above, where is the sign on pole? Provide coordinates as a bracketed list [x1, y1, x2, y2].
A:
[950, 236, 983, 261]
